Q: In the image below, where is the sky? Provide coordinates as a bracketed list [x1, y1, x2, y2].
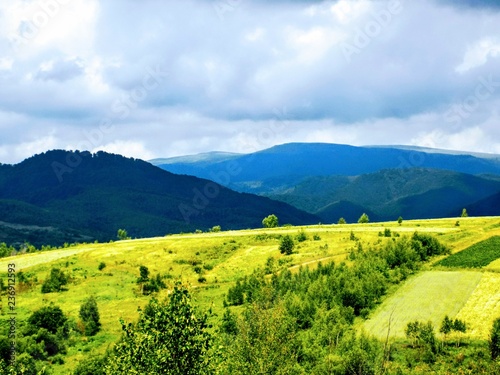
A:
[1, 0, 500, 164]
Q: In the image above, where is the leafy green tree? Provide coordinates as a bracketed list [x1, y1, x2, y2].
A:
[398, 216, 403, 225]
[279, 235, 295, 255]
[27, 305, 67, 335]
[137, 265, 150, 283]
[338, 217, 347, 224]
[461, 208, 468, 217]
[117, 229, 129, 240]
[440, 315, 453, 342]
[41, 268, 68, 293]
[490, 317, 500, 360]
[211, 225, 221, 232]
[106, 284, 213, 375]
[358, 213, 369, 224]
[79, 296, 101, 336]
[262, 214, 279, 228]
[221, 302, 300, 375]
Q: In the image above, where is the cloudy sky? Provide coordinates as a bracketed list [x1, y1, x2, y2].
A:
[1, 0, 499, 164]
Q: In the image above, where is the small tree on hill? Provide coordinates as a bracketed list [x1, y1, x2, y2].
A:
[79, 296, 101, 336]
[262, 214, 279, 228]
[358, 213, 369, 224]
[338, 217, 346, 224]
[440, 315, 453, 342]
[279, 235, 295, 255]
[211, 225, 221, 232]
[398, 216, 403, 225]
[490, 318, 500, 360]
[41, 268, 69, 293]
[461, 208, 468, 218]
[117, 229, 129, 240]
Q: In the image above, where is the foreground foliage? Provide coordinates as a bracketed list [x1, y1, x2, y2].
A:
[104, 284, 213, 375]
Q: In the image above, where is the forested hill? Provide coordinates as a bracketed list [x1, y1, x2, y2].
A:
[0, 150, 318, 247]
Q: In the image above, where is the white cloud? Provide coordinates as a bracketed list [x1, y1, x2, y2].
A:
[456, 38, 500, 73]
[1, 0, 500, 165]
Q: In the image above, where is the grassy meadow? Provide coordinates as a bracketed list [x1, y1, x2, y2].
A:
[1, 216, 500, 373]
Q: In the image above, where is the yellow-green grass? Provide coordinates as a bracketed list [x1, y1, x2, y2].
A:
[362, 271, 484, 339]
[0, 217, 499, 374]
[455, 272, 500, 338]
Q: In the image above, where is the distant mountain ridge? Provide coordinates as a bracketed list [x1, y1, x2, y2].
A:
[154, 143, 500, 191]
[154, 143, 500, 222]
[0, 150, 318, 247]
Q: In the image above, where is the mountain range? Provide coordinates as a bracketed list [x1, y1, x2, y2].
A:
[152, 143, 500, 222]
[2, 143, 499, 247]
[0, 150, 317, 247]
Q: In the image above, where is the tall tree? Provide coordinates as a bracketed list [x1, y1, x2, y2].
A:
[106, 284, 213, 375]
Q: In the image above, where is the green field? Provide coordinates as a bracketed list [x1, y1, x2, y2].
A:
[436, 236, 500, 268]
[362, 271, 483, 338]
[1, 217, 500, 373]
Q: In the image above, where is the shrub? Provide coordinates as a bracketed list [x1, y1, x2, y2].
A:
[279, 235, 295, 255]
[338, 217, 347, 224]
[79, 296, 101, 336]
[41, 268, 68, 293]
[262, 214, 279, 228]
[296, 230, 307, 242]
[98, 262, 106, 271]
[358, 213, 369, 224]
[490, 318, 500, 360]
[74, 354, 107, 375]
[27, 305, 67, 335]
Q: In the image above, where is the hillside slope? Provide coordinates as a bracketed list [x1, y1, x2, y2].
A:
[0, 150, 318, 246]
[269, 168, 500, 222]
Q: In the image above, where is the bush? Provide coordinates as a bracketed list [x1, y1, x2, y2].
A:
[211, 225, 221, 232]
[79, 296, 101, 336]
[296, 230, 307, 242]
[41, 268, 68, 293]
[27, 305, 67, 335]
[74, 354, 107, 375]
[98, 262, 106, 271]
[490, 318, 500, 360]
[262, 214, 279, 228]
[279, 235, 295, 255]
[338, 217, 347, 224]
